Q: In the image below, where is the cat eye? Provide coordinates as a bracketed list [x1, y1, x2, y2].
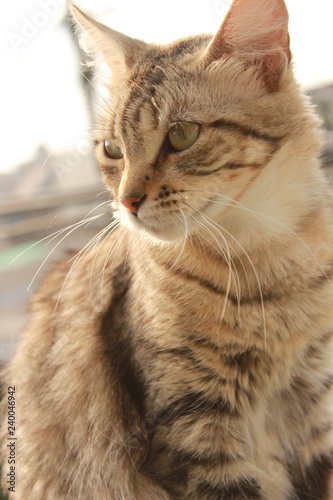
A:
[104, 139, 124, 159]
[168, 122, 200, 152]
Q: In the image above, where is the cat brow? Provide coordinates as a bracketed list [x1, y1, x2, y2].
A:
[210, 118, 283, 143]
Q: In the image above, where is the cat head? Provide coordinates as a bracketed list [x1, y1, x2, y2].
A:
[71, 1, 320, 246]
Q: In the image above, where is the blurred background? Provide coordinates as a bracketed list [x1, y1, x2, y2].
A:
[1, 0, 333, 363]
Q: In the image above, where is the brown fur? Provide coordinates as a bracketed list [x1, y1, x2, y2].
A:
[1, 0, 333, 498]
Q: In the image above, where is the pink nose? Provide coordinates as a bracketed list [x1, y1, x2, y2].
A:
[120, 196, 144, 215]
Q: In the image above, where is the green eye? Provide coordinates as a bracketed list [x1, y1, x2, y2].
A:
[168, 122, 200, 152]
[104, 140, 124, 159]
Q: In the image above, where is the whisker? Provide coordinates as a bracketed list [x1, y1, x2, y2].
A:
[79, 70, 116, 120]
[40, 151, 53, 174]
[68, 217, 118, 265]
[205, 190, 332, 287]
[170, 210, 189, 269]
[26, 213, 107, 292]
[45, 215, 58, 232]
[44, 213, 106, 248]
[3, 213, 106, 272]
[193, 231, 209, 261]
[54, 219, 120, 312]
[84, 199, 111, 218]
[188, 212, 241, 319]
[185, 202, 266, 346]
[177, 191, 242, 312]
[204, 213, 267, 348]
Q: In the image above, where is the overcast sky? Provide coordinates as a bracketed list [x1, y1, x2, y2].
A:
[1, 0, 333, 174]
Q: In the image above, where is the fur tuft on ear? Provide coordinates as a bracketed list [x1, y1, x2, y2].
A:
[205, 0, 291, 92]
[70, 4, 147, 80]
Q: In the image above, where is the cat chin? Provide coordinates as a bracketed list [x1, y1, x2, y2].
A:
[120, 215, 187, 245]
[137, 224, 186, 245]
[142, 227, 186, 245]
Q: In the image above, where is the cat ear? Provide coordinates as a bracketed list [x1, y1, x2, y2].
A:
[205, 0, 291, 92]
[70, 4, 146, 79]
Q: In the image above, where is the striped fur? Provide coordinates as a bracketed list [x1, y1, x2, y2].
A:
[1, 0, 333, 498]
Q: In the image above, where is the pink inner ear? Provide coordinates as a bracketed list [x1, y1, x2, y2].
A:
[207, 0, 291, 92]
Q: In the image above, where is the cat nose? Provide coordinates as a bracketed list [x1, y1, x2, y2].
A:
[120, 195, 146, 215]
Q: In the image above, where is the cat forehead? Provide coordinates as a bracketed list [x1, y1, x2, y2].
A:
[112, 72, 187, 139]
[112, 35, 212, 131]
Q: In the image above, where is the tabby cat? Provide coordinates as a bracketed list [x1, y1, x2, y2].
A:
[1, 0, 333, 498]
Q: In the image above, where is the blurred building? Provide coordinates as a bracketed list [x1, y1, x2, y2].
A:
[308, 83, 333, 169]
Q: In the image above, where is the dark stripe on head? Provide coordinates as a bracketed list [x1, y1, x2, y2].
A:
[149, 96, 160, 129]
[197, 478, 262, 499]
[186, 161, 265, 176]
[143, 64, 166, 88]
[210, 118, 283, 143]
[120, 36, 210, 141]
[292, 452, 333, 499]
[133, 102, 142, 124]
[121, 63, 167, 138]
[167, 34, 211, 58]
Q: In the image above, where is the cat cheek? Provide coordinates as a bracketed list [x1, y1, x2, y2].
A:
[99, 167, 122, 195]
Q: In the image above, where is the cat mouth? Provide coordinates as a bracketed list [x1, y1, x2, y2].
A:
[119, 196, 222, 242]
[120, 209, 188, 242]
